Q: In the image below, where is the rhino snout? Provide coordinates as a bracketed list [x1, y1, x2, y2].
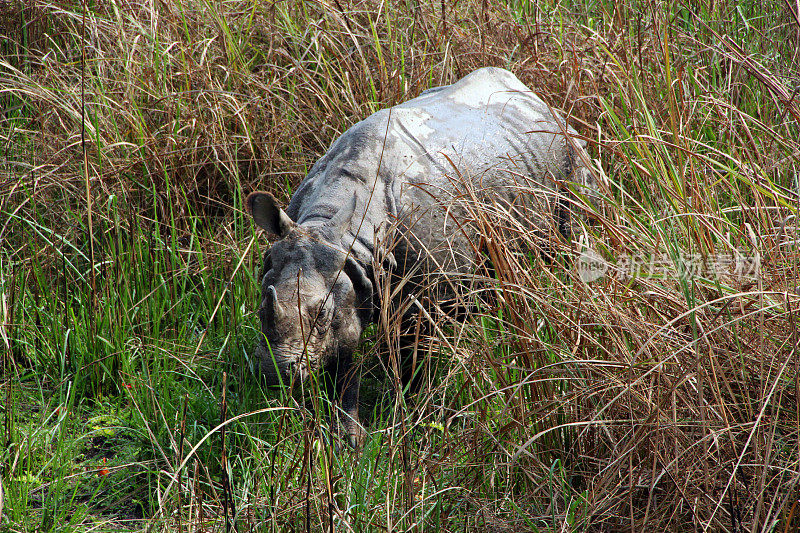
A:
[255, 335, 323, 386]
[254, 340, 293, 386]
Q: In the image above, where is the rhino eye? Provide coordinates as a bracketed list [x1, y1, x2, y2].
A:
[309, 306, 330, 335]
[259, 253, 273, 282]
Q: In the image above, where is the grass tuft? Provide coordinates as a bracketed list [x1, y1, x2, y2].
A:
[2, 0, 799, 531]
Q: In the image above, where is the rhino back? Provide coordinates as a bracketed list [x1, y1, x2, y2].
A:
[286, 67, 593, 273]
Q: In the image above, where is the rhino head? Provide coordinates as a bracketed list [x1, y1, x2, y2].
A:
[246, 192, 374, 389]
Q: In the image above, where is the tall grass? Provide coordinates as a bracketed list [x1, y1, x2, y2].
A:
[1, 0, 799, 531]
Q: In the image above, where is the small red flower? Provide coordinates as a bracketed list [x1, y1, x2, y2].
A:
[98, 457, 110, 476]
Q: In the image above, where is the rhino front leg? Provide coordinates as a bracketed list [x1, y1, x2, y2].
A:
[327, 353, 366, 448]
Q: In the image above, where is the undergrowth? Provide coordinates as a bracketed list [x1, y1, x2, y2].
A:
[1, 0, 799, 531]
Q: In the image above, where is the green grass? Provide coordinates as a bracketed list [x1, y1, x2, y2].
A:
[2, 0, 799, 531]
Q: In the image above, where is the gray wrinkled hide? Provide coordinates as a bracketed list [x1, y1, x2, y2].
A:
[287, 67, 595, 274]
[249, 67, 596, 445]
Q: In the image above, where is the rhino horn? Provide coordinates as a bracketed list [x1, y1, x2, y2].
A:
[265, 285, 285, 322]
[325, 192, 358, 238]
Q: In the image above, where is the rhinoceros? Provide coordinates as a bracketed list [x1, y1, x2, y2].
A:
[247, 67, 596, 445]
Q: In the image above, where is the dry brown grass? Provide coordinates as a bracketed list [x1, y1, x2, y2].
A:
[2, 0, 800, 531]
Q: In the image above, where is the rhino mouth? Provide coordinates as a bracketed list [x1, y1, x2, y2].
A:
[255, 340, 290, 386]
[254, 339, 310, 387]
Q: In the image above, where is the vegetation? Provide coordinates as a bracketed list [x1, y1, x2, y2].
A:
[1, 0, 798, 530]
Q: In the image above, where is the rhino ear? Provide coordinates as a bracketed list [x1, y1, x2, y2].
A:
[325, 193, 357, 238]
[246, 191, 295, 237]
[343, 256, 373, 326]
